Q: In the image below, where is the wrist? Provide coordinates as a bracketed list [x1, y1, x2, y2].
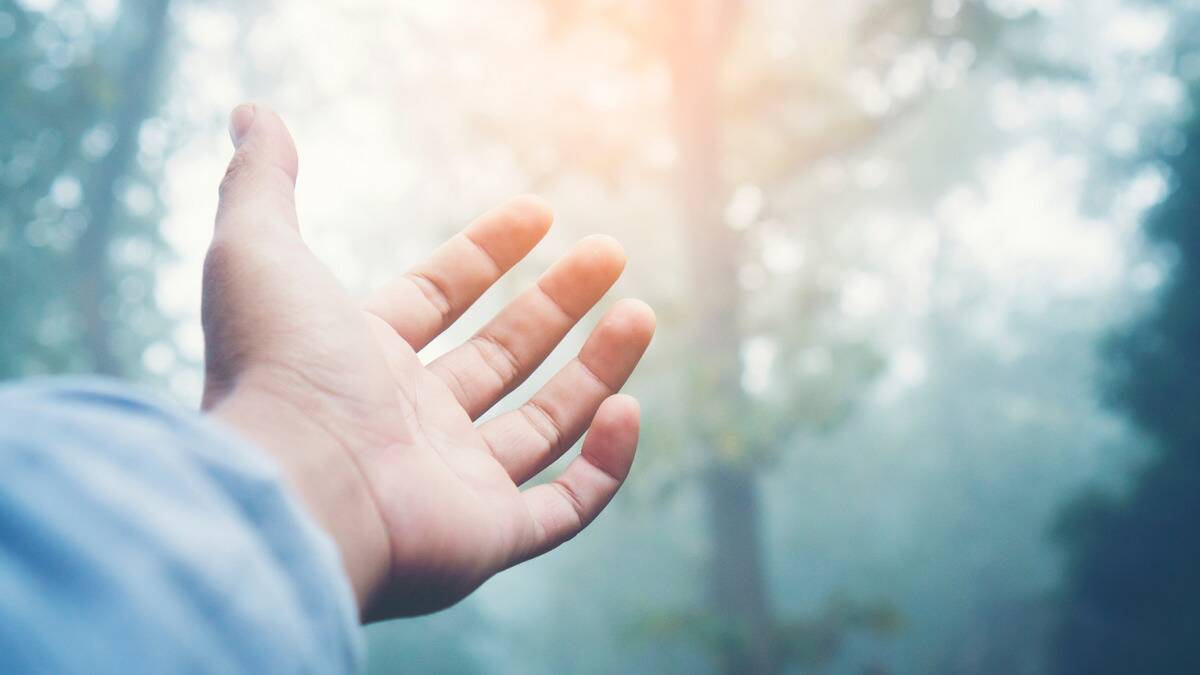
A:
[205, 378, 392, 619]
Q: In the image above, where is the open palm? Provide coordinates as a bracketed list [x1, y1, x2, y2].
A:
[202, 105, 654, 620]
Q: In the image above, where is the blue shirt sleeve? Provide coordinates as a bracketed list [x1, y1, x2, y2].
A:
[0, 378, 363, 674]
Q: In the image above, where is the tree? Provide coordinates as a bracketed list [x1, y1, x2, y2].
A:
[523, 1, 1016, 671]
[0, 0, 172, 379]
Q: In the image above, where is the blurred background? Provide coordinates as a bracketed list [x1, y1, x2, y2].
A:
[2, 0, 1198, 673]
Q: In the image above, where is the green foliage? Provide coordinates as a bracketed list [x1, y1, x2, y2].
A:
[626, 594, 901, 673]
[1052, 89, 1200, 674]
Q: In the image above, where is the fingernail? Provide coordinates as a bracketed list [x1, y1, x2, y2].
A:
[229, 104, 256, 148]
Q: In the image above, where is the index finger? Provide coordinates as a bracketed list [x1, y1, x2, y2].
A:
[363, 195, 553, 351]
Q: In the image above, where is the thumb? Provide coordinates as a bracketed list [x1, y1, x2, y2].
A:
[215, 103, 301, 237]
[202, 104, 304, 399]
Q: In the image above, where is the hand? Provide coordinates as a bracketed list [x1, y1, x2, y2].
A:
[201, 104, 655, 620]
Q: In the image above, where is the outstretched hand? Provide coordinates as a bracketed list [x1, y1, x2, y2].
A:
[202, 104, 655, 620]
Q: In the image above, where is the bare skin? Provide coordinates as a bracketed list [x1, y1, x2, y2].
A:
[202, 104, 655, 621]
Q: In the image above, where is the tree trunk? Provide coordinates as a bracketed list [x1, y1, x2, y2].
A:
[703, 464, 775, 673]
[76, 0, 171, 375]
[666, 3, 775, 673]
